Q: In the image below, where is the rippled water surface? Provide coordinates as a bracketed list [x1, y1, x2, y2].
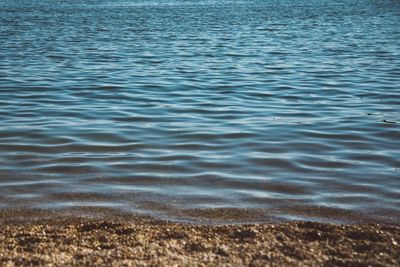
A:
[1, 0, 400, 223]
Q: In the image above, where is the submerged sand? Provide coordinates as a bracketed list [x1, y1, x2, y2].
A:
[0, 211, 399, 266]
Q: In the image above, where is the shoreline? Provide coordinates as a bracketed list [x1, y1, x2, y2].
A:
[1, 210, 399, 266]
[1, 205, 398, 225]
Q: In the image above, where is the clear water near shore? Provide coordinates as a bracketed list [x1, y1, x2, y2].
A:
[0, 0, 399, 223]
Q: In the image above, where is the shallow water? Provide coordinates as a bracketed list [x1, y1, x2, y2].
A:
[0, 0, 399, 223]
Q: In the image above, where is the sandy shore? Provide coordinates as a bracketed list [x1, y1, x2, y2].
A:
[0, 210, 399, 266]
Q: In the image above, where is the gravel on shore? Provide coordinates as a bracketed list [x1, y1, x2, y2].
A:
[0, 215, 399, 266]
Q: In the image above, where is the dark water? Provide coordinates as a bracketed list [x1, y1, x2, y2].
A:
[1, 0, 399, 223]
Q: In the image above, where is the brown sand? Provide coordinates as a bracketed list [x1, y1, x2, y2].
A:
[0, 212, 399, 267]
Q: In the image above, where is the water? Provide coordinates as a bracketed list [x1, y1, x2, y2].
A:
[1, 0, 399, 223]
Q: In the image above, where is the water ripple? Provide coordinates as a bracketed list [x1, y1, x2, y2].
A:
[0, 0, 400, 223]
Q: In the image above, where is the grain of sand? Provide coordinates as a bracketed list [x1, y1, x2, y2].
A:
[0, 210, 399, 266]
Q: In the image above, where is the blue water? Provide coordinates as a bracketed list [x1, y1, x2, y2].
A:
[0, 0, 399, 223]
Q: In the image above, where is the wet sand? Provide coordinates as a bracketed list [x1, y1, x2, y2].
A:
[0, 210, 399, 266]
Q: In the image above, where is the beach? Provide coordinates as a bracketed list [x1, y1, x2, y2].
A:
[0, 210, 399, 266]
[1, 0, 400, 265]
